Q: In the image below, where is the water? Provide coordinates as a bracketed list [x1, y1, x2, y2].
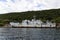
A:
[0, 28, 60, 40]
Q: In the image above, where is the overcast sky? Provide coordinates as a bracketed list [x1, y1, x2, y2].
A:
[0, 0, 60, 14]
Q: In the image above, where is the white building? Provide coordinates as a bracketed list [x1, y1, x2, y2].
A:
[41, 21, 56, 27]
[10, 22, 20, 27]
[9, 19, 56, 27]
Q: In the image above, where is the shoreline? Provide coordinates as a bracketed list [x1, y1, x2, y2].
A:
[10, 26, 57, 28]
[0, 26, 60, 28]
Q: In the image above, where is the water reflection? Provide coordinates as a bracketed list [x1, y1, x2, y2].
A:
[0, 28, 59, 40]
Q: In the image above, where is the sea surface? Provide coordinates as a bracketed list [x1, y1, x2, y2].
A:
[0, 28, 60, 40]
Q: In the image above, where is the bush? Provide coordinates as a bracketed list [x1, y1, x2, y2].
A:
[55, 17, 60, 23]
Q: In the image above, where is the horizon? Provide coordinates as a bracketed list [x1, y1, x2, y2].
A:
[0, 8, 59, 14]
[0, 0, 60, 14]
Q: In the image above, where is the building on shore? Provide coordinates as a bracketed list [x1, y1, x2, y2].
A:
[9, 19, 56, 27]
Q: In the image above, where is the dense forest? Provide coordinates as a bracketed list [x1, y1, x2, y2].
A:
[0, 9, 60, 26]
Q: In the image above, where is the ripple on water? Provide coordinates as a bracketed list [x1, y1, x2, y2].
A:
[0, 28, 59, 40]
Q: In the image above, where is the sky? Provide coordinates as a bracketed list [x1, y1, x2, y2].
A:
[0, 0, 60, 14]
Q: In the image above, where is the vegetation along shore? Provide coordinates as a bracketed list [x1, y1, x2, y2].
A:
[0, 9, 60, 28]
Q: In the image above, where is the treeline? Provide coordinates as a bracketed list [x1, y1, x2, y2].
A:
[0, 9, 60, 24]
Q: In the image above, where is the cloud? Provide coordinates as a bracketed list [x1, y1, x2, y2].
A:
[0, 0, 7, 2]
[0, 0, 60, 14]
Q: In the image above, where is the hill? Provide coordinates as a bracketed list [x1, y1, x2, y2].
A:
[0, 9, 60, 26]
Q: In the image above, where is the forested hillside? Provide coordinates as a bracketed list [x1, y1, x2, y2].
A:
[0, 9, 60, 26]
